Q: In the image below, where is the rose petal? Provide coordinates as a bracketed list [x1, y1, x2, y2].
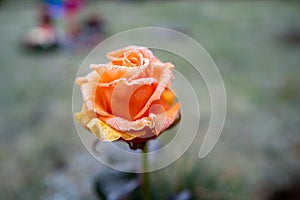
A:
[76, 70, 113, 117]
[100, 78, 157, 120]
[87, 118, 135, 141]
[91, 64, 138, 83]
[146, 88, 180, 134]
[133, 64, 174, 120]
[106, 46, 154, 63]
[154, 102, 180, 135]
[105, 114, 155, 133]
[103, 101, 180, 137]
[75, 103, 96, 128]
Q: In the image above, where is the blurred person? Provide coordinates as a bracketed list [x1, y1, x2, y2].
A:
[43, 0, 64, 22]
[81, 13, 105, 45]
[64, 0, 84, 41]
[41, 0, 84, 46]
[43, 0, 64, 41]
[71, 13, 106, 53]
[23, 5, 59, 50]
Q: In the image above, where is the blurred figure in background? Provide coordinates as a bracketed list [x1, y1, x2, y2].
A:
[79, 13, 105, 46]
[43, 0, 64, 23]
[23, 0, 106, 51]
[64, 0, 84, 41]
[22, 3, 59, 50]
[43, 0, 64, 42]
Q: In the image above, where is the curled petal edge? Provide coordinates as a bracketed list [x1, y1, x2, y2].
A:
[75, 102, 180, 142]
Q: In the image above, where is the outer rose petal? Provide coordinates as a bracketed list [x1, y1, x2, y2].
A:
[105, 102, 180, 136]
[76, 89, 180, 141]
[87, 118, 135, 141]
[101, 89, 180, 136]
[75, 103, 96, 128]
[76, 70, 112, 117]
[82, 102, 180, 142]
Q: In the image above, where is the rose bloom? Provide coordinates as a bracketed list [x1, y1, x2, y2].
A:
[75, 46, 180, 149]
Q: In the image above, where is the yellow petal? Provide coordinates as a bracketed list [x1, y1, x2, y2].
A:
[75, 104, 96, 128]
[87, 118, 135, 141]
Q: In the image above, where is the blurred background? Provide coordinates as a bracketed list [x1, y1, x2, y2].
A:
[1, 0, 300, 199]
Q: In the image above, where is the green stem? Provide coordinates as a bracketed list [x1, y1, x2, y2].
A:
[142, 143, 150, 200]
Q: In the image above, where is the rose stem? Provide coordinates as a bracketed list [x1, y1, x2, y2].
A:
[142, 142, 150, 200]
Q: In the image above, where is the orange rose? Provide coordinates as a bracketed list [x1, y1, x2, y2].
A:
[75, 46, 180, 149]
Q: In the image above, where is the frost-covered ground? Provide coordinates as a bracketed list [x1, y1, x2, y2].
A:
[0, 0, 300, 199]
